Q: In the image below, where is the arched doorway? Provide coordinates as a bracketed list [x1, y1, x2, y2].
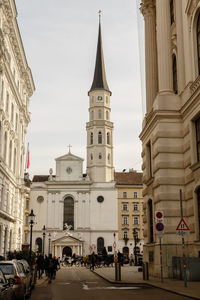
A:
[62, 246, 72, 257]
[35, 238, 42, 253]
[97, 237, 104, 254]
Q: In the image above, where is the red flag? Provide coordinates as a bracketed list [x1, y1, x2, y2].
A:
[27, 148, 30, 169]
[25, 143, 30, 170]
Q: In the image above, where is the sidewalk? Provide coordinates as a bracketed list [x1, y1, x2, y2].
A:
[93, 265, 200, 299]
[35, 276, 48, 287]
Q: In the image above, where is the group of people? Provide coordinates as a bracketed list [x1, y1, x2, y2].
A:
[36, 253, 60, 283]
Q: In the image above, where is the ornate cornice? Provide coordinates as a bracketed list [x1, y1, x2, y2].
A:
[190, 75, 200, 93]
[1, 0, 35, 97]
[140, 0, 155, 17]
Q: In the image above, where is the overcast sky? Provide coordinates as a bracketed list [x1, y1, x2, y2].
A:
[15, 0, 145, 177]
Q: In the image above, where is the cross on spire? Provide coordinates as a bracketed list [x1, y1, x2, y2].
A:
[68, 144, 72, 153]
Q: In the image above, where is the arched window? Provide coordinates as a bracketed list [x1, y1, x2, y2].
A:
[133, 216, 139, 225]
[13, 148, 16, 174]
[4, 132, 7, 161]
[6, 93, 9, 112]
[99, 153, 102, 159]
[98, 110, 102, 119]
[106, 111, 109, 120]
[108, 153, 110, 163]
[197, 14, 200, 75]
[196, 188, 200, 238]
[15, 113, 18, 131]
[98, 131, 102, 144]
[9, 140, 12, 168]
[107, 132, 110, 144]
[90, 132, 93, 145]
[170, 0, 174, 24]
[97, 237, 104, 254]
[63, 196, 74, 230]
[90, 153, 93, 160]
[35, 237, 42, 253]
[148, 199, 154, 243]
[172, 54, 178, 94]
[11, 103, 14, 122]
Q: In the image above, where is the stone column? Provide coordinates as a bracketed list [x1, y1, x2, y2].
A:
[47, 193, 53, 228]
[54, 193, 58, 228]
[175, 0, 185, 92]
[141, 0, 158, 112]
[156, 0, 173, 93]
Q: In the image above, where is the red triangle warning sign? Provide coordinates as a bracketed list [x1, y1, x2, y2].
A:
[176, 218, 190, 231]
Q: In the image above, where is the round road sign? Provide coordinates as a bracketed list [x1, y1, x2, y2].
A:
[156, 211, 163, 219]
[156, 222, 164, 231]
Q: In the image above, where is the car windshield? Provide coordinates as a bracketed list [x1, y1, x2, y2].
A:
[0, 264, 14, 275]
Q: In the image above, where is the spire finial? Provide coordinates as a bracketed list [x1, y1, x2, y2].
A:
[98, 10, 102, 21]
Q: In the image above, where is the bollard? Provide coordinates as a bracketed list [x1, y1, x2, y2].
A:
[115, 262, 121, 281]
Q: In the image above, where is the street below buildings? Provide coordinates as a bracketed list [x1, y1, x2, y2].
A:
[30, 266, 192, 300]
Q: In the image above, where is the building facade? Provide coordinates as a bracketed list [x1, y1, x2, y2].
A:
[140, 0, 200, 277]
[0, 0, 34, 256]
[115, 170, 143, 257]
[30, 17, 118, 258]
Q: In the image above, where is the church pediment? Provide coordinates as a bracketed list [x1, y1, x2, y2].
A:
[52, 235, 83, 245]
[55, 153, 84, 162]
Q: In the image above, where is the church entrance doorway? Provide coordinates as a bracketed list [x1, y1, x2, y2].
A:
[62, 246, 72, 257]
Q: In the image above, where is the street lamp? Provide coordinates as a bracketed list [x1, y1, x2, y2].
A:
[133, 228, 139, 266]
[48, 233, 51, 255]
[42, 225, 46, 256]
[28, 209, 36, 266]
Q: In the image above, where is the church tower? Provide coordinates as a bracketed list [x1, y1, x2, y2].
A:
[86, 15, 114, 183]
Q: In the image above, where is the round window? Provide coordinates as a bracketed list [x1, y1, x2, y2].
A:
[37, 196, 44, 203]
[97, 196, 104, 203]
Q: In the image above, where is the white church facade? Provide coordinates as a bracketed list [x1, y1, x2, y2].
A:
[30, 17, 118, 257]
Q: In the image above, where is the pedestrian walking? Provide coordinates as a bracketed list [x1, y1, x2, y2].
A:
[47, 254, 54, 283]
[90, 252, 96, 270]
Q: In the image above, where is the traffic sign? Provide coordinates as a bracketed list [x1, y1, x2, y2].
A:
[155, 211, 164, 222]
[156, 222, 164, 231]
[176, 218, 190, 231]
[176, 230, 189, 236]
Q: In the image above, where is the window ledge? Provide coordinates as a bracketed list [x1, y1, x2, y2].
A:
[190, 161, 200, 172]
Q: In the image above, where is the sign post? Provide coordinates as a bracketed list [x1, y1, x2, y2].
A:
[155, 211, 164, 282]
[177, 190, 190, 288]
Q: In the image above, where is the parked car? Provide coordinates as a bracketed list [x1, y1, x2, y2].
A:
[0, 260, 28, 300]
[0, 268, 15, 300]
[18, 260, 33, 293]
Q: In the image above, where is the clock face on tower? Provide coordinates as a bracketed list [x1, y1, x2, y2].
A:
[96, 95, 103, 102]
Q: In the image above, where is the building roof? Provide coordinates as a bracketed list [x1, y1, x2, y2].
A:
[32, 175, 51, 182]
[114, 171, 143, 185]
[89, 19, 111, 94]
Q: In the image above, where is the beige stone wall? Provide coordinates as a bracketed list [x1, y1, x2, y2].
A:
[140, 0, 200, 277]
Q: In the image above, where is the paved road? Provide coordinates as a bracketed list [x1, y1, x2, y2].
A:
[30, 267, 193, 300]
